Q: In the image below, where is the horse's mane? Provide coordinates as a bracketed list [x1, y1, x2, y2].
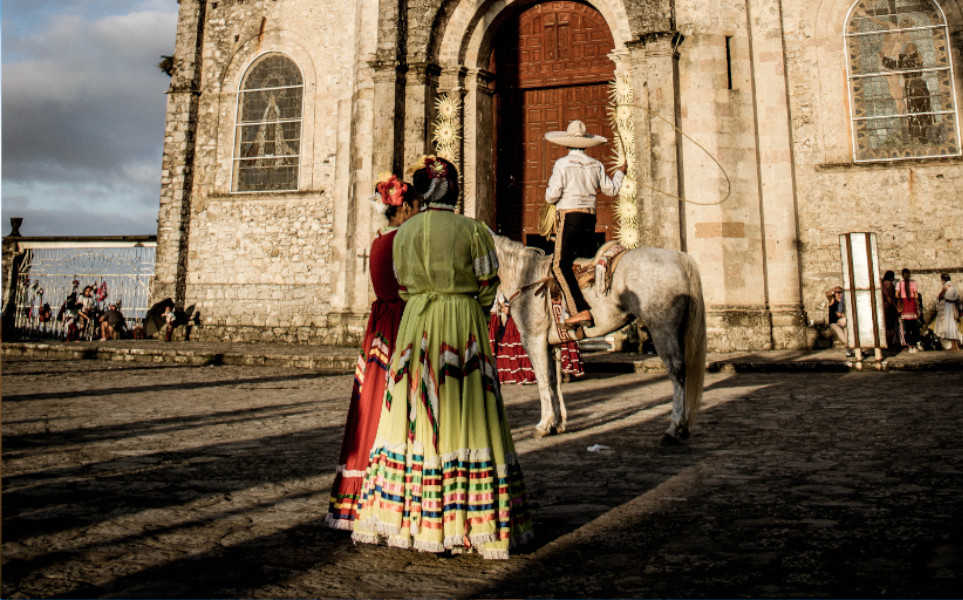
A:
[492, 234, 549, 289]
[493, 234, 544, 259]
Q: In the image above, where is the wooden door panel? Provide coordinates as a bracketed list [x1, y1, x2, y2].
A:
[494, 1, 616, 244]
[494, 1, 615, 90]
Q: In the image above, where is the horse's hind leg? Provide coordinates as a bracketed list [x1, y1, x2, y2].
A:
[652, 333, 690, 445]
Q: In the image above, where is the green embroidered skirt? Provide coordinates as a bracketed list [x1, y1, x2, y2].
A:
[351, 292, 533, 559]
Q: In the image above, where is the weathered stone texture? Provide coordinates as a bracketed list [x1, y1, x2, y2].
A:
[625, 0, 674, 35]
[154, 0, 961, 350]
[156, 0, 380, 344]
[779, 0, 963, 324]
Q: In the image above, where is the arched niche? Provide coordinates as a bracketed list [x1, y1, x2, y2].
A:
[421, 0, 632, 225]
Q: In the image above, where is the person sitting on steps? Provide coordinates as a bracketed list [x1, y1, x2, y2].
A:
[544, 119, 626, 328]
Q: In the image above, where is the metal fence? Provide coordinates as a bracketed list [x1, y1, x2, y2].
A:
[10, 239, 156, 341]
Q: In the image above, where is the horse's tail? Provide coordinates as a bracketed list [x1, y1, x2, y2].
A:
[681, 254, 706, 428]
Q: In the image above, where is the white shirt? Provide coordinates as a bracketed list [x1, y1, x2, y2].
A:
[545, 149, 624, 211]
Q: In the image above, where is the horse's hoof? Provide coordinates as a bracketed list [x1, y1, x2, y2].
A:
[660, 433, 682, 446]
[677, 426, 690, 440]
[554, 423, 566, 435]
[534, 425, 551, 438]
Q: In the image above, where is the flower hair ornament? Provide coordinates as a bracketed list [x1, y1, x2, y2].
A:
[408, 155, 450, 204]
[368, 172, 408, 215]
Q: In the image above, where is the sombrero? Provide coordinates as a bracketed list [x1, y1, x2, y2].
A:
[544, 120, 607, 148]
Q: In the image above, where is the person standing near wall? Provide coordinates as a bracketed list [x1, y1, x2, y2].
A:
[935, 273, 961, 351]
[881, 270, 899, 349]
[896, 268, 923, 353]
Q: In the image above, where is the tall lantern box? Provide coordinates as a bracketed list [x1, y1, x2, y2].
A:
[839, 232, 886, 361]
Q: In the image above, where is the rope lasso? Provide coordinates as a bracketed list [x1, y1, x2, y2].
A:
[611, 102, 732, 207]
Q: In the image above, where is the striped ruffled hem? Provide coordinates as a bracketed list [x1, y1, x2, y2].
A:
[351, 440, 533, 559]
[325, 512, 355, 531]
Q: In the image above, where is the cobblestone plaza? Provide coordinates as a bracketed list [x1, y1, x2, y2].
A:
[3, 357, 961, 598]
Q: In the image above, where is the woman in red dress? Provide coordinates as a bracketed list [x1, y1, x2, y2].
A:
[326, 175, 420, 529]
[489, 292, 584, 384]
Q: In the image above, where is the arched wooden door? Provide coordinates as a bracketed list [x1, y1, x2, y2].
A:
[492, 1, 616, 249]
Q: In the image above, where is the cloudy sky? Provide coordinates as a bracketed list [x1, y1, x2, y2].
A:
[2, 0, 179, 237]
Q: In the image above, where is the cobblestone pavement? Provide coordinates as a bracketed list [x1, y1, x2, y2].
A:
[3, 357, 962, 598]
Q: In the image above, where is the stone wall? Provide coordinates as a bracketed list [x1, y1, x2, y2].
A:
[671, 0, 808, 351]
[154, 0, 961, 350]
[780, 0, 963, 326]
[155, 0, 382, 344]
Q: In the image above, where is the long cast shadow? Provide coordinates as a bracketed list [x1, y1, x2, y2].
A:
[11, 372, 960, 598]
[2, 422, 344, 544]
[468, 371, 963, 599]
[3, 400, 324, 453]
[4, 363, 199, 377]
[36, 396, 702, 599]
[55, 517, 352, 599]
[2, 372, 332, 403]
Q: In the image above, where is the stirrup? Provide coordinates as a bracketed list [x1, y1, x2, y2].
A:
[563, 312, 593, 329]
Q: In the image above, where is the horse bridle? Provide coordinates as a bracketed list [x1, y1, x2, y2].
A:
[505, 275, 553, 304]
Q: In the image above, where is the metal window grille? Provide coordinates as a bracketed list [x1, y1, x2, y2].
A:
[11, 241, 156, 341]
[232, 54, 303, 192]
[845, 0, 961, 162]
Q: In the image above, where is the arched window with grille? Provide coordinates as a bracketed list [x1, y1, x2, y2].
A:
[233, 53, 303, 192]
[845, 0, 961, 161]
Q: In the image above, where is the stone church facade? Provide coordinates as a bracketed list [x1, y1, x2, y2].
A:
[154, 0, 963, 350]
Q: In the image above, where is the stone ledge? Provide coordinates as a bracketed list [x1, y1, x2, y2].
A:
[584, 349, 963, 374]
[5, 342, 959, 375]
[1, 341, 357, 373]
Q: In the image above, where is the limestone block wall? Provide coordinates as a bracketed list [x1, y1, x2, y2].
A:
[780, 0, 963, 331]
[675, 0, 807, 351]
[156, 0, 378, 344]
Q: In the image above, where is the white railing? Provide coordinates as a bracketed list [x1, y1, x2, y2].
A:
[9, 237, 156, 341]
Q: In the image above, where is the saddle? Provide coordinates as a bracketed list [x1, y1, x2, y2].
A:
[548, 241, 628, 344]
[557, 241, 628, 296]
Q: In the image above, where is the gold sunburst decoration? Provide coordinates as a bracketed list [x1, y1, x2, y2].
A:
[607, 73, 640, 249]
[432, 94, 462, 163]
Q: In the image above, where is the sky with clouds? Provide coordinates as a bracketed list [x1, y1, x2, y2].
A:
[2, 0, 180, 237]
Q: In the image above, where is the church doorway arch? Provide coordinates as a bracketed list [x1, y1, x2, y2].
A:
[490, 1, 616, 250]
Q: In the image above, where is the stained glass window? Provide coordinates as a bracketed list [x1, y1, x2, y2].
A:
[845, 0, 961, 161]
[233, 54, 303, 192]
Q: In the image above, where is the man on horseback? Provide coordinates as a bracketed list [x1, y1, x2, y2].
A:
[545, 120, 626, 328]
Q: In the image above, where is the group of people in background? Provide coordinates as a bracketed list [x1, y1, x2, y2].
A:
[43, 281, 128, 342]
[830, 268, 962, 354]
[883, 269, 961, 353]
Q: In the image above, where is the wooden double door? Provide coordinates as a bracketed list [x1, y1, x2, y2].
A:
[493, 1, 617, 249]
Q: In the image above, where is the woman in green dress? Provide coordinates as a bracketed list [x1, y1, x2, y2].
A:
[351, 156, 533, 559]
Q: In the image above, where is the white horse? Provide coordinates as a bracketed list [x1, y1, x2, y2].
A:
[492, 235, 706, 444]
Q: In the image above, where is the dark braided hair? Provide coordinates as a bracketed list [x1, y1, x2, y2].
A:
[412, 157, 459, 206]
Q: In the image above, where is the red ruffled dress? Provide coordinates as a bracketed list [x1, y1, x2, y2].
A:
[326, 228, 405, 529]
[489, 312, 583, 383]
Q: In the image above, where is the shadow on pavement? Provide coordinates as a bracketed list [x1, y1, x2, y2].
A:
[1, 372, 330, 403]
[5, 370, 962, 598]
